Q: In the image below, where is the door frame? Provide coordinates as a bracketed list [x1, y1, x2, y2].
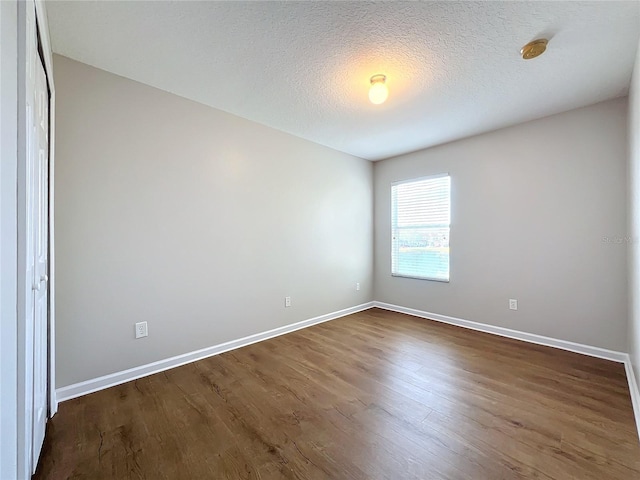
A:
[0, 1, 20, 478]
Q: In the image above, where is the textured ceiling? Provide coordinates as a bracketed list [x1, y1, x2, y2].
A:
[47, 1, 640, 161]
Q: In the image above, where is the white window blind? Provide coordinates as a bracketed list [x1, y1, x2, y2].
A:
[391, 175, 451, 282]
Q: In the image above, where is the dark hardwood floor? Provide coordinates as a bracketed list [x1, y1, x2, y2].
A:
[35, 308, 640, 479]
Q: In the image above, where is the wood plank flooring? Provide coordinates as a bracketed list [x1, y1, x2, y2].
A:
[35, 308, 640, 479]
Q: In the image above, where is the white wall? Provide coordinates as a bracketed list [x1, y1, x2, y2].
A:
[54, 55, 373, 388]
[629, 39, 640, 385]
[0, 1, 19, 477]
[375, 99, 628, 351]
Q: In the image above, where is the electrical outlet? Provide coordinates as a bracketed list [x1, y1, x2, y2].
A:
[356, 282, 360, 291]
[135, 321, 148, 339]
[509, 299, 518, 311]
[285, 296, 291, 307]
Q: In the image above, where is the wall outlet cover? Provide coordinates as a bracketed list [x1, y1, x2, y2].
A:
[135, 321, 148, 339]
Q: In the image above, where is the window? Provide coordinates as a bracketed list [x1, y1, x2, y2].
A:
[391, 175, 451, 282]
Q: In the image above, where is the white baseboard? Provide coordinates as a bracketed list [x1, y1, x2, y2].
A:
[624, 359, 640, 441]
[56, 301, 374, 403]
[372, 301, 628, 363]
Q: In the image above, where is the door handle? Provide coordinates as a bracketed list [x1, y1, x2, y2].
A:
[40, 274, 48, 283]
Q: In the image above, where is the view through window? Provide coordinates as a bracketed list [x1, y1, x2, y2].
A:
[391, 175, 451, 281]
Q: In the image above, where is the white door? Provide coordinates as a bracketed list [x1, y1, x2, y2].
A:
[24, 10, 50, 471]
[31, 52, 49, 470]
[23, 2, 37, 472]
[22, 1, 50, 474]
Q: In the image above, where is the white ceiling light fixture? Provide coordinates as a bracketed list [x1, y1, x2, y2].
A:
[369, 74, 388, 105]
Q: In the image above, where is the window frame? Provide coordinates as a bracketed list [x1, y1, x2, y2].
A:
[391, 173, 451, 283]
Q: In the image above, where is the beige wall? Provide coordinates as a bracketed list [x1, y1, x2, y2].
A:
[53, 55, 373, 387]
[629, 39, 640, 384]
[374, 99, 629, 351]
